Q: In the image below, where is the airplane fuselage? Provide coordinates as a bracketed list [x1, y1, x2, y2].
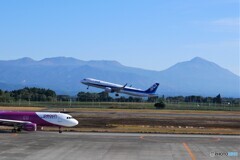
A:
[0, 111, 78, 132]
[81, 78, 159, 97]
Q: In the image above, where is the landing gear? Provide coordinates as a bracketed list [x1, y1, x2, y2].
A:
[12, 125, 21, 133]
[59, 127, 62, 133]
[12, 129, 17, 133]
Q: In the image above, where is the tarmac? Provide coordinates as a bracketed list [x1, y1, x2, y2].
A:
[0, 131, 239, 160]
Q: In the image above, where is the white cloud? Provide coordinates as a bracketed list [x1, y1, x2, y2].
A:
[212, 18, 240, 27]
[193, 17, 239, 33]
[184, 40, 239, 49]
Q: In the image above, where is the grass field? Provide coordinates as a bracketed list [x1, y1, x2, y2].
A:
[0, 106, 46, 111]
[0, 101, 239, 111]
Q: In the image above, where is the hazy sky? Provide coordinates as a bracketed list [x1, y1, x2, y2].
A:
[0, 0, 239, 75]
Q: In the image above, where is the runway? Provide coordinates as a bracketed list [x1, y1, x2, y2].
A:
[0, 132, 239, 160]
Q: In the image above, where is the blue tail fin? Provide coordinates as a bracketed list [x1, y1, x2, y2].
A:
[145, 83, 159, 93]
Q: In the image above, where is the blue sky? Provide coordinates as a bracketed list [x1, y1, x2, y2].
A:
[0, 0, 239, 75]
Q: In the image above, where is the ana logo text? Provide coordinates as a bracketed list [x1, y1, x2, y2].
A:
[43, 114, 57, 119]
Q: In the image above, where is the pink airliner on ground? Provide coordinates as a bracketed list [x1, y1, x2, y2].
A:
[0, 111, 78, 133]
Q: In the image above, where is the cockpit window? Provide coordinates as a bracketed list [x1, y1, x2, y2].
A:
[67, 117, 73, 119]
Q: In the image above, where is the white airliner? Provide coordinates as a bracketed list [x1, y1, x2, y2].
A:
[81, 78, 159, 97]
[0, 111, 78, 133]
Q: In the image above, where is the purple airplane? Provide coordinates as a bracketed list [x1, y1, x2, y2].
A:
[0, 111, 78, 133]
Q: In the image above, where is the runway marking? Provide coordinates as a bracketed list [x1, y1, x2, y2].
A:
[11, 133, 18, 137]
[213, 138, 221, 142]
[139, 136, 160, 143]
[182, 142, 196, 160]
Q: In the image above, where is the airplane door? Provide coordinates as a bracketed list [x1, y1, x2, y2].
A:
[58, 115, 62, 123]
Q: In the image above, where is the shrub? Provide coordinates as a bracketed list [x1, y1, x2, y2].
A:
[154, 100, 165, 109]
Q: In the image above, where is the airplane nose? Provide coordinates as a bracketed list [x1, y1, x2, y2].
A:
[73, 119, 78, 126]
[81, 79, 86, 84]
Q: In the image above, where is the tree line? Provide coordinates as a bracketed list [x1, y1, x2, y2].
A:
[0, 87, 56, 102]
[0, 88, 142, 103]
[165, 94, 223, 104]
[0, 87, 239, 105]
[76, 91, 143, 102]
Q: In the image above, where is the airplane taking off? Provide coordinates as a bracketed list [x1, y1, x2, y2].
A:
[81, 78, 159, 97]
[0, 111, 78, 133]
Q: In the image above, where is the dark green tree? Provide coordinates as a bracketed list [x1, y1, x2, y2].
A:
[154, 99, 166, 109]
[213, 94, 222, 104]
[98, 92, 112, 102]
[10, 87, 56, 101]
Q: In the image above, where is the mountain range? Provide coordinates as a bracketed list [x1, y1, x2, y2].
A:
[0, 57, 239, 97]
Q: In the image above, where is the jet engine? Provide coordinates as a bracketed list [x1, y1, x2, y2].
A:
[105, 87, 112, 93]
[22, 123, 37, 131]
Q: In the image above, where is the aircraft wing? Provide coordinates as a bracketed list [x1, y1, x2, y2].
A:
[113, 83, 127, 92]
[0, 119, 31, 126]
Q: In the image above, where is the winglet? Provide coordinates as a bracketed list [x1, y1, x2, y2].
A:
[122, 83, 127, 88]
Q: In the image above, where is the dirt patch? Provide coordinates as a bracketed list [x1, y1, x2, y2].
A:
[75, 116, 240, 129]
[0, 106, 46, 111]
[71, 110, 240, 134]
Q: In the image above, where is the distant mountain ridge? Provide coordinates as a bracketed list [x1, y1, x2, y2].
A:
[159, 57, 239, 96]
[0, 57, 239, 97]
